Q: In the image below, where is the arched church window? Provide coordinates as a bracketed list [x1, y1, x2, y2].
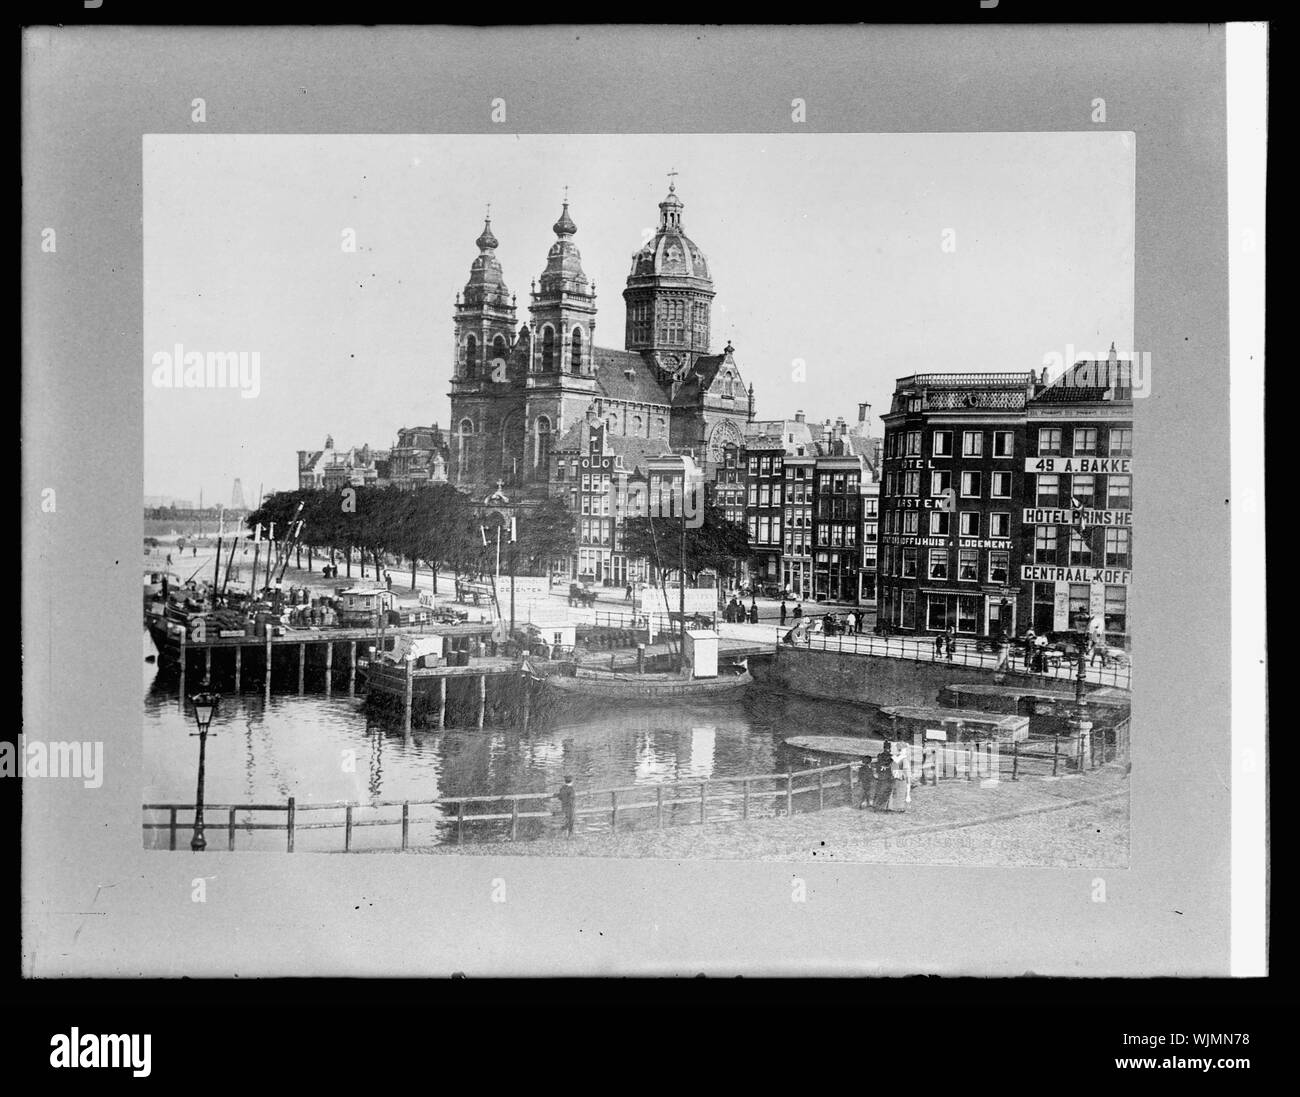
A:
[723, 371, 734, 397]
[535, 415, 552, 474]
[571, 327, 584, 371]
[542, 327, 555, 371]
[459, 418, 474, 436]
[632, 414, 643, 434]
[492, 334, 507, 362]
[465, 335, 478, 378]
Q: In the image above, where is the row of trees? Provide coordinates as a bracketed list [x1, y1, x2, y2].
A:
[242, 486, 754, 592]
[244, 485, 575, 591]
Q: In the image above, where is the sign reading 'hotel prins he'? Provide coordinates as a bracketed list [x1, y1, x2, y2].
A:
[1021, 507, 1133, 526]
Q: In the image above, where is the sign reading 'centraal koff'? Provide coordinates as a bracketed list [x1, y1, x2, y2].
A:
[1021, 507, 1133, 526]
[1025, 456, 1132, 474]
[1020, 565, 1132, 585]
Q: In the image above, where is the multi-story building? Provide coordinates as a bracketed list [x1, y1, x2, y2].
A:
[552, 423, 652, 586]
[812, 451, 867, 602]
[742, 440, 785, 589]
[710, 441, 745, 527]
[1020, 351, 1133, 646]
[781, 451, 816, 600]
[859, 474, 880, 603]
[878, 372, 1034, 637]
[386, 425, 449, 489]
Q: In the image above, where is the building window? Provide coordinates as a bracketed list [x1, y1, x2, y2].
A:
[1107, 475, 1132, 509]
[465, 335, 478, 377]
[1068, 583, 1091, 628]
[1069, 529, 1092, 565]
[863, 543, 878, 568]
[1071, 474, 1095, 506]
[1037, 473, 1060, 507]
[926, 595, 949, 631]
[932, 430, 953, 457]
[1073, 427, 1098, 454]
[993, 431, 1014, 458]
[1034, 525, 1058, 563]
[1038, 427, 1063, 455]
[928, 549, 949, 580]
[901, 589, 916, 627]
[747, 516, 758, 541]
[902, 547, 919, 578]
[571, 327, 584, 371]
[1104, 528, 1131, 567]
[1104, 585, 1128, 635]
[759, 483, 771, 506]
[930, 511, 950, 536]
[990, 512, 1010, 538]
[541, 327, 555, 371]
[748, 484, 758, 506]
[931, 470, 952, 496]
[991, 471, 1012, 498]
[1109, 427, 1133, 457]
[905, 431, 922, 456]
[962, 431, 984, 457]
[902, 511, 919, 535]
[960, 471, 981, 498]
[959, 512, 979, 536]
[748, 455, 759, 474]
[988, 550, 1009, 583]
[958, 548, 979, 581]
[903, 471, 921, 496]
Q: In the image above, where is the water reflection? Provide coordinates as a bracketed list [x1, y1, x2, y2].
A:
[143, 630, 896, 850]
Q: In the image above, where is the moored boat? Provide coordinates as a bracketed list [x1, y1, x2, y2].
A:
[546, 665, 751, 699]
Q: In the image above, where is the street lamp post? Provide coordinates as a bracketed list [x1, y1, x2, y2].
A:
[188, 689, 220, 851]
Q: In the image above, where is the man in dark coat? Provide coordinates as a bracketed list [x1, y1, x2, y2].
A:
[555, 776, 576, 838]
[871, 746, 894, 811]
[859, 755, 877, 810]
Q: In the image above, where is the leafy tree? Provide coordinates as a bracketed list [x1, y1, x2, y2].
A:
[403, 484, 478, 593]
[622, 504, 750, 585]
[514, 496, 575, 576]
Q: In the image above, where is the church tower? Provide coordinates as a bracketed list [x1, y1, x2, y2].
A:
[450, 212, 521, 489]
[623, 180, 716, 381]
[522, 197, 599, 489]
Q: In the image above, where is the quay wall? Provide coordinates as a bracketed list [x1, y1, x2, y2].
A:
[752, 649, 1125, 711]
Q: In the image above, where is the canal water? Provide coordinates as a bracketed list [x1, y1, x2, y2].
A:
[142, 631, 898, 851]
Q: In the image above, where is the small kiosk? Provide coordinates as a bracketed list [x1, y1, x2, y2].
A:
[683, 628, 719, 679]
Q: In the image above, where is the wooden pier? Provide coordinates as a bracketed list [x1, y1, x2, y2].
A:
[362, 656, 526, 732]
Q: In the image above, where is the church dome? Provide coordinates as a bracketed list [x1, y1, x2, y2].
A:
[627, 183, 712, 284]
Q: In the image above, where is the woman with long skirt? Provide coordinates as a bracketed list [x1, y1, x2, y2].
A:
[887, 739, 911, 812]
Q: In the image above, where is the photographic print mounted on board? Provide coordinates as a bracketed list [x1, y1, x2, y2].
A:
[141, 131, 1135, 866]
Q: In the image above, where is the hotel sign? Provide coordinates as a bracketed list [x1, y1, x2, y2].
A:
[1021, 565, 1132, 585]
[1022, 507, 1132, 527]
[1025, 457, 1131, 474]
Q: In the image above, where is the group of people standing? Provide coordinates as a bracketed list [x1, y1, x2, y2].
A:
[724, 596, 759, 623]
[859, 741, 912, 813]
[933, 626, 958, 661]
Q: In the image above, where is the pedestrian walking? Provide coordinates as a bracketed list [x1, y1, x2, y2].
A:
[945, 632, 954, 662]
[625, 583, 633, 602]
[166, 553, 173, 566]
[193, 545, 198, 557]
[555, 776, 576, 838]
[749, 598, 759, 624]
[793, 602, 802, 621]
[934, 633, 944, 660]
[859, 755, 878, 810]
[780, 600, 788, 626]
[385, 570, 393, 591]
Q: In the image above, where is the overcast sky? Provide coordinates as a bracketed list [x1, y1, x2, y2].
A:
[144, 132, 1134, 503]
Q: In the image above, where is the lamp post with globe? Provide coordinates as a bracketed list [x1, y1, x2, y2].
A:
[187, 687, 220, 851]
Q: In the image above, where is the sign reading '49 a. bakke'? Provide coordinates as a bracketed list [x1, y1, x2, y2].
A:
[1024, 456, 1132, 475]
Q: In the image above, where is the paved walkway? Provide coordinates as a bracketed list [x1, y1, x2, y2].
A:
[410, 766, 1129, 866]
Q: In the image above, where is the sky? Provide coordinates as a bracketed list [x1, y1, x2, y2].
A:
[143, 132, 1134, 504]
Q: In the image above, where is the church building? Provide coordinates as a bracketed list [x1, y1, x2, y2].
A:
[447, 180, 755, 527]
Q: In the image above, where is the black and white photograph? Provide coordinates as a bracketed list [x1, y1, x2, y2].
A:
[18, 21, 1266, 1006]
[140, 132, 1136, 864]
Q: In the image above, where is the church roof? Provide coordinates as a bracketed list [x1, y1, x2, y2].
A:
[626, 183, 713, 285]
[593, 348, 671, 405]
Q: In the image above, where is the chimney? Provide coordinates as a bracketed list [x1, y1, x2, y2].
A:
[837, 417, 847, 438]
[858, 402, 870, 424]
[794, 410, 805, 424]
